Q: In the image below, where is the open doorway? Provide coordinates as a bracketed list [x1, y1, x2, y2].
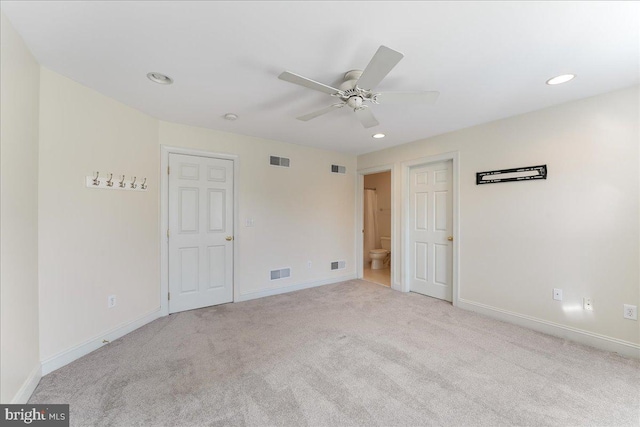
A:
[363, 171, 392, 287]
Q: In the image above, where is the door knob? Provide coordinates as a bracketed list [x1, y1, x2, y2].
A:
[447, 236, 453, 241]
[225, 236, 233, 241]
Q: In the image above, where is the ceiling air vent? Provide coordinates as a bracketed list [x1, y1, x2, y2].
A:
[270, 267, 291, 280]
[270, 156, 290, 167]
[331, 165, 346, 174]
[331, 260, 346, 271]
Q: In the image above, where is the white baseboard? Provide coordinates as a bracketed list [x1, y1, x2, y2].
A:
[457, 298, 640, 359]
[236, 273, 357, 302]
[41, 308, 162, 375]
[10, 364, 42, 404]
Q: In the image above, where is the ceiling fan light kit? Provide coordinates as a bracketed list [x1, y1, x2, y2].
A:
[278, 45, 440, 129]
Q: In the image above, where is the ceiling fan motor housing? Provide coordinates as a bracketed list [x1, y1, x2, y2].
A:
[340, 70, 375, 110]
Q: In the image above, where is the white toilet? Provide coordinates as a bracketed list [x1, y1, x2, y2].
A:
[369, 236, 391, 270]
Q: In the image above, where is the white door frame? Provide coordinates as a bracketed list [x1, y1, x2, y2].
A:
[356, 164, 397, 289]
[401, 151, 460, 305]
[160, 145, 240, 316]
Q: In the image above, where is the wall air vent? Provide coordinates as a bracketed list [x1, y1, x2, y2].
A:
[270, 267, 291, 280]
[331, 165, 346, 174]
[270, 156, 290, 167]
[331, 260, 346, 271]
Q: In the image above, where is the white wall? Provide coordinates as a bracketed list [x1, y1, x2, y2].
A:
[35, 68, 356, 368]
[358, 86, 639, 350]
[0, 12, 41, 403]
[159, 121, 356, 300]
[38, 69, 160, 362]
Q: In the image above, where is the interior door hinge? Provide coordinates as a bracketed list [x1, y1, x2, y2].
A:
[168, 292, 170, 301]
[167, 166, 170, 175]
[167, 229, 170, 238]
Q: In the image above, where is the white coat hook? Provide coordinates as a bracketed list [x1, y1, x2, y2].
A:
[87, 172, 145, 192]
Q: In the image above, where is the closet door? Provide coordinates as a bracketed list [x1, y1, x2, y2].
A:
[168, 153, 233, 313]
[409, 160, 452, 301]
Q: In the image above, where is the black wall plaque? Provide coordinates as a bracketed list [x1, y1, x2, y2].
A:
[476, 165, 547, 185]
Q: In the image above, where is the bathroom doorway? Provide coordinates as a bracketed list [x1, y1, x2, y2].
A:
[362, 171, 392, 287]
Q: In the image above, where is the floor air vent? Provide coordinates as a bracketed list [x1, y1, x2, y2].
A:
[331, 261, 346, 270]
[270, 267, 291, 280]
[331, 165, 346, 174]
[270, 156, 290, 167]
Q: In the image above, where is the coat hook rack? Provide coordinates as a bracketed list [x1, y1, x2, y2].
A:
[86, 172, 148, 192]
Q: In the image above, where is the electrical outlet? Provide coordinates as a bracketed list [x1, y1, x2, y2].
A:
[583, 297, 593, 311]
[307, 261, 312, 269]
[245, 218, 255, 227]
[553, 288, 562, 301]
[623, 304, 637, 320]
[108, 295, 116, 308]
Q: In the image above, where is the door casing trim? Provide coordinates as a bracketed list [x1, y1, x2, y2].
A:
[160, 145, 239, 316]
[401, 151, 460, 306]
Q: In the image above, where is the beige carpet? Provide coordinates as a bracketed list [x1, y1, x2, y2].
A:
[30, 280, 639, 426]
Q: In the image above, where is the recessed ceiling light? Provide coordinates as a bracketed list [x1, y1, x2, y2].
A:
[223, 113, 239, 121]
[372, 133, 385, 139]
[546, 74, 576, 85]
[146, 72, 173, 85]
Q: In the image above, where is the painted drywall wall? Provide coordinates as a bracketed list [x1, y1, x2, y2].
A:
[0, 12, 41, 403]
[38, 69, 160, 361]
[36, 68, 356, 363]
[364, 171, 391, 239]
[358, 86, 639, 346]
[159, 121, 356, 298]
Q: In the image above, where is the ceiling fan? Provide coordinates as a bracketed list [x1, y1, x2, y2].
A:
[278, 45, 439, 128]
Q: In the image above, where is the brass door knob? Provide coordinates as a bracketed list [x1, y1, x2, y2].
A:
[447, 236, 453, 241]
[225, 236, 233, 241]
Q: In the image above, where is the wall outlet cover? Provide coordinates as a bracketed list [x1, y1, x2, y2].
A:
[583, 297, 593, 311]
[623, 304, 637, 320]
[108, 295, 117, 308]
[553, 288, 562, 301]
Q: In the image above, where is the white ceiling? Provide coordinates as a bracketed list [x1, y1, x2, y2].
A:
[2, 1, 638, 155]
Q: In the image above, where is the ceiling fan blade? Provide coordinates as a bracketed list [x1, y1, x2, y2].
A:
[355, 107, 379, 128]
[278, 71, 342, 95]
[376, 91, 440, 105]
[356, 45, 404, 91]
[297, 104, 344, 121]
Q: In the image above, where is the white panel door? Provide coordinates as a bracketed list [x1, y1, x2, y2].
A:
[409, 160, 453, 301]
[169, 153, 233, 313]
